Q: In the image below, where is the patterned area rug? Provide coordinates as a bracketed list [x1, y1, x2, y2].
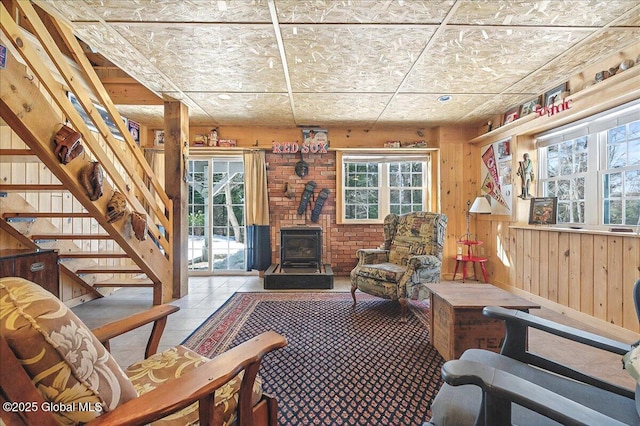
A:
[182, 292, 445, 425]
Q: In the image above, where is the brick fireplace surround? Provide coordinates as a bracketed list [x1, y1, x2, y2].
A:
[266, 151, 383, 276]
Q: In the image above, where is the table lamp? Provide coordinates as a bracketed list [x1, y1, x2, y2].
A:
[460, 196, 492, 241]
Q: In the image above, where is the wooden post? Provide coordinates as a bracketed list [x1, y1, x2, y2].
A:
[164, 100, 189, 299]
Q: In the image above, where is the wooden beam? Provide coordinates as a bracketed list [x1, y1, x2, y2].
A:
[164, 100, 187, 299]
[0, 184, 66, 192]
[103, 82, 163, 106]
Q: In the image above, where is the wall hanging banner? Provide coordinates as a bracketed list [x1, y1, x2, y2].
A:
[480, 140, 512, 214]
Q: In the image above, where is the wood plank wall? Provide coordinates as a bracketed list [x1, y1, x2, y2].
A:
[0, 122, 126, 304]
[508, 227, 639, 333]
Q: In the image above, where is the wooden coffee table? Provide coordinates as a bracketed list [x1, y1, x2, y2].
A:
[424, 283, 540, 360]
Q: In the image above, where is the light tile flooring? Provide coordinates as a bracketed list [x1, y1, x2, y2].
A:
[72, 276, 637, 391]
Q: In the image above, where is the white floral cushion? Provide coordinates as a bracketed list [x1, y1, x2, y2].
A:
[0, 277, 137, 424]
[126, 345, 263, 426]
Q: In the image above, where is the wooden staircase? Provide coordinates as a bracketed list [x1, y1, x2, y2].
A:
[0, 2, 173, 305]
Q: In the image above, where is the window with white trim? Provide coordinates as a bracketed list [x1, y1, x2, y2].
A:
[536, 100, 640, 228]
[340, 153, 431, 223]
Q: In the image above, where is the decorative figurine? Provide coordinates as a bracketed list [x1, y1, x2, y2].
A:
[517, 153, 534, 199]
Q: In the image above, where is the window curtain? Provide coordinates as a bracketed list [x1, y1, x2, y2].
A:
[244, 150, 271, 270]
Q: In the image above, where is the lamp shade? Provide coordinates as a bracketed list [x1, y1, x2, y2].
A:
[469, 196, 491, 214]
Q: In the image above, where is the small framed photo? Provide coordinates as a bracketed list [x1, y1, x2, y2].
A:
[528, 197, 558, 225]
[154, 130, 165, 145]
[544, 83, 567, 107]
[503, 106, 519, 125]
[128, 119, 140, 145]
[519, 96, 542, 117]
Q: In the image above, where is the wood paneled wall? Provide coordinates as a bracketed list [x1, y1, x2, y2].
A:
[450, 210, 640, 335]
[510, 227, 639, 333]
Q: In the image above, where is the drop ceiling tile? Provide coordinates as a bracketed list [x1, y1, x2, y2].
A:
[37, 0, 271, 22]
[292, 93, 392, 126]
[379, 93, 492, 125]
[189, 93, 294, 126]
[104, 23, 286, 92]
[402, 27, 592, 94]
[275, 0, 452, 23]
[282, 25, 436, 92]
[451, 0, 637, 26]
[72, 23, 178, 93]
[116, 105, 165, 129]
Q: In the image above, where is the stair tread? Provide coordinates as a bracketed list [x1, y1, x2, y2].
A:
[0, 184, 66, 191]
[0, 149, 40, 163]
[59, 251, 129, 258]
[93, 278, 155, 287]
[3, 212, 91, 218]
[31, 234, 112, 240]
[76, 265, 143, 273]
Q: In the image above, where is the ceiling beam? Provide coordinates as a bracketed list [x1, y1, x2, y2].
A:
[94, 66, 163, 105]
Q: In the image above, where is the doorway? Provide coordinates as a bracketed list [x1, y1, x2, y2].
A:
[187, 157, 246, 273]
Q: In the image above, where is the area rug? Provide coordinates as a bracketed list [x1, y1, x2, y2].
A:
[182, 292, 445, 425]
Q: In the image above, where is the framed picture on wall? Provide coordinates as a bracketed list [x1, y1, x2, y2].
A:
[528, 197, 558, 225]
[544, 82, 567, 107]
[302, 128, 328, 148]
[519, 96, 542, 117]
[503, 107, 519, 125]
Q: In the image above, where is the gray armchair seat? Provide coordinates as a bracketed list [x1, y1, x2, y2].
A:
[428, 305, 639, 425]
[350, 211, 447, 321]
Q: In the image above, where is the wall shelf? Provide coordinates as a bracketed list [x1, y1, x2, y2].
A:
[470, 65, 640, 145]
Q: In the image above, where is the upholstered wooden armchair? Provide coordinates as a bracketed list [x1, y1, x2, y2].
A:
[0, 277, 287, 426]
[350, 211, 447, 321]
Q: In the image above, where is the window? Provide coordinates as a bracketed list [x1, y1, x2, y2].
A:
[340, 153, 431, 223]
[536, 100, 640, 228]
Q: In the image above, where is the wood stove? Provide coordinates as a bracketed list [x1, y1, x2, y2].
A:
[280, 226, 322, 269]
[264, 225, 332, 290]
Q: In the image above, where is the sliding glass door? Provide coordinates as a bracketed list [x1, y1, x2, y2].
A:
[187, 157, 246, 273]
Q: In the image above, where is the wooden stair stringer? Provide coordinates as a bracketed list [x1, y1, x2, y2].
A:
[0, 42, 171, 304]
[0, 218, 103, 302]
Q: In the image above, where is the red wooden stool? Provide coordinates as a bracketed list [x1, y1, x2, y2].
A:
[453, 255, 488, 283]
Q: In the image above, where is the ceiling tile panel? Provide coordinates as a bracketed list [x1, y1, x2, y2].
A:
[109, 23, 286, 92]
[190, 93, 294, 126]
[33, 0, 640, 127]
[115, 105, 165, 128]
[38, 0, 272, 22]
[292, 93, 392, 126]
[378, 93, 506, 125]
[275, 0, 453, 24]
[451, 0, 637, 26]
[283, 25, 436, 92]
[72, 23, 180, 93]
[402, 27, 593, 94]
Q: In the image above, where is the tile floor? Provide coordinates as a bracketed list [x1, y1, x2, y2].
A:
[72, 276, 637, 391]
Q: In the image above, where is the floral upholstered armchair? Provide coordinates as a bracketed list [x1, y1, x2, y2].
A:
[350, 211, 447, 321]
[0, 277, 286, 426]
